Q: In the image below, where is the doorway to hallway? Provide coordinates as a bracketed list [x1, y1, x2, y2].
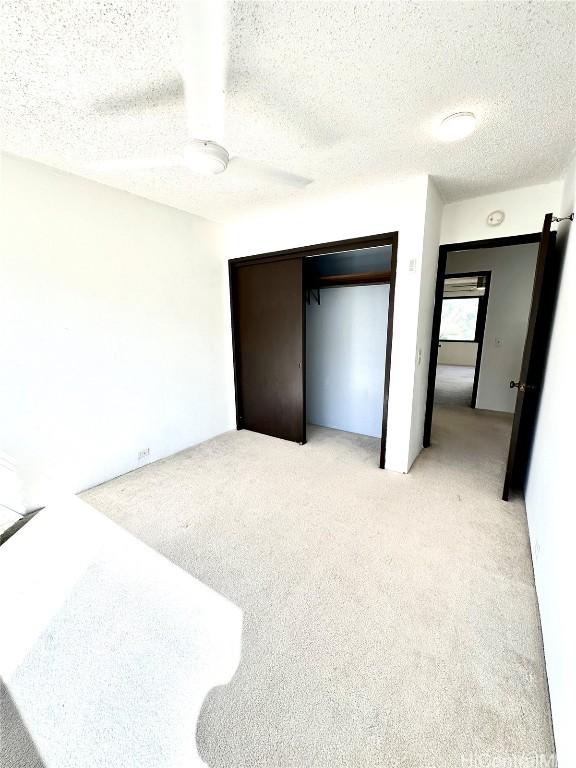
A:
[423, 222, 558, 500]
[434, 271, 490, 409]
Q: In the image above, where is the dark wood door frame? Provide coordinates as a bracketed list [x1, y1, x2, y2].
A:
[440, 270, 492, 409]
[229, 232, 398, 266]
[229, 231, 399, 468]
[379, 238, 398, 469]
[423, 232, 542, 448]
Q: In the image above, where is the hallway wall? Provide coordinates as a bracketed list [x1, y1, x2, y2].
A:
[441, 181, 562, 244]
[437, 342, 477, 366]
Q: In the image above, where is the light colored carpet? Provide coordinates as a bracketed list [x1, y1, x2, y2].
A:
[434, 364, 475, 407]
[1, 496, 242, 768]
[82, 406, 554, 768]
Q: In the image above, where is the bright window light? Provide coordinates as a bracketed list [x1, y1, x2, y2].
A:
[440, 298, 480, 341]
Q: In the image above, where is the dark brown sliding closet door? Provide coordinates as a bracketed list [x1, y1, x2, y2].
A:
[230, 256, 305, 443]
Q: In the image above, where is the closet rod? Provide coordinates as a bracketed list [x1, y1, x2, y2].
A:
[312, 270, 392, 288]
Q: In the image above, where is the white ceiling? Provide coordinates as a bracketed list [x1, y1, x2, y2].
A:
[2, 1, 575, 222]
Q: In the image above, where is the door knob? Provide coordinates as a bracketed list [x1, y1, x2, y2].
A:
[510, 380, 535, 392]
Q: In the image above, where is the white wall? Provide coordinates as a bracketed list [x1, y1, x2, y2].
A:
[441, 181, 563, 244]
[446, 244, 538, 413]
[225, 174, 439, 473]
[409, 178, 444, 464]
[306, 284, 388, 438]
[437, 342, 477, 366]
[0, 154, 234, 509]
[525, 155, 576, 768]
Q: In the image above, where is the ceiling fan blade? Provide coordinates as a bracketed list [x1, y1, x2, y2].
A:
[93, 76, 184, 115]
[227, 157, 313, 189]
[86, 155, 184, 172]
[179, 0, 229, 142]
[235, 65, 340, 149]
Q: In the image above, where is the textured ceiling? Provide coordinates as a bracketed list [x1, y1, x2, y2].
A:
[2, 1, 575, 222]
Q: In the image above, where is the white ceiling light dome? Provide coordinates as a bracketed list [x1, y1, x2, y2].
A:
[183, 140, 229, 175]
[438, 111, 477, 141]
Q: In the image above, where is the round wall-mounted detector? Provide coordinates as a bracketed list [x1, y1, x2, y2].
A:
[437, 111, 477, 141]
[487, 210, 505, 227]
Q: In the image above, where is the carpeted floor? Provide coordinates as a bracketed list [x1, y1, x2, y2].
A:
[82, 405, 554, 768]
[434, 364, 475, 407]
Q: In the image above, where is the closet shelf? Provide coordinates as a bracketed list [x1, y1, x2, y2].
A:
[311, 271, 392, 288]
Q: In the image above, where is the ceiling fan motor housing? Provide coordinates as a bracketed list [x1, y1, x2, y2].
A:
[184, 140, 229, 175]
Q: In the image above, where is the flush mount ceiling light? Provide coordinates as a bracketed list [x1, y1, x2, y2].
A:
[438, 112, 477, 141]
[183, 140, 229, 175]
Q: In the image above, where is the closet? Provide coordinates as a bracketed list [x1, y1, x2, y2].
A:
[229, 233, 397, 468]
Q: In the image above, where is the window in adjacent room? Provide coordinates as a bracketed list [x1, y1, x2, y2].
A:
[439, 297, 480, 342]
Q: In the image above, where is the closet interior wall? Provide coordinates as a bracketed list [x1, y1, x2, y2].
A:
[305, 247, 392, 439]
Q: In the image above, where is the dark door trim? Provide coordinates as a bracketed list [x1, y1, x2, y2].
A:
[228, 260, 242, 430]
[229, 231, 399, 468]
[379, 233, 398, 468]
[229, 231, 399, 266]
[470, 272, 491, 409]
[423, 232, 541, 448]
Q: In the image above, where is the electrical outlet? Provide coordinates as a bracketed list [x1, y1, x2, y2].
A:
[138, 448, 150, 462]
